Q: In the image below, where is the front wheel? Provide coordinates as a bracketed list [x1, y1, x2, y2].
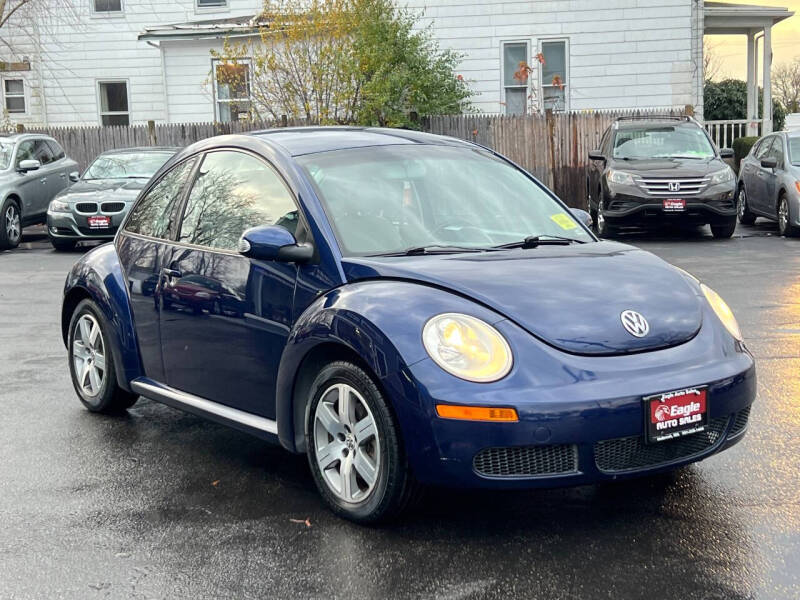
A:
[711, 219, 737, 239]
[68, 299, 138, 412]
[0, 198, 21, 250]
[778, 196, 800, 237]
[737, 185, 756, 225]
[306, 361, 418, 523]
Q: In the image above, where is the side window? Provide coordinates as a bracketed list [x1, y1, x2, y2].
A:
[769, 137, 784, 166]
[15, 140, 34, 165]
[599, 130, 610, 154]
[178, 150, 299, 251]
[32, 139, 55, 165]
[124, 158, 196, 239]
[755, 137, 774, 160]
[47, 140, 66, 160]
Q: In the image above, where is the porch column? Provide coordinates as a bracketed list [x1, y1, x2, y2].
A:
[746, 30, 758, 136]
[762, 24, 773, 134]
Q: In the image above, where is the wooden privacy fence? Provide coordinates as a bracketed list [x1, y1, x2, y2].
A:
[427, 109, 686, 208]
[17, 109, 687, 208]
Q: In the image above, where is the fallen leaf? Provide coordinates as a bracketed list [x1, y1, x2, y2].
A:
[290, 518, 312, 527]
[211, 480, 220, 487]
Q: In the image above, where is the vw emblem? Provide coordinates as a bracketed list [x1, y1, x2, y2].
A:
[621, 310, 649, 338]
[668, 181, 681, 192]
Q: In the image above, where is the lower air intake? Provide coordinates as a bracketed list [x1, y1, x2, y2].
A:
[594, 416, 729, 473]
[728, 406, 751, 438]
[473, 444, 578, 478]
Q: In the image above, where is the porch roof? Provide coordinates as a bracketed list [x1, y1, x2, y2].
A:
[704, 2, 794, 34]
[139, 15, 264, 41]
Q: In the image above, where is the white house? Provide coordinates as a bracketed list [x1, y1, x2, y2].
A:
[1, 0, 794, 132]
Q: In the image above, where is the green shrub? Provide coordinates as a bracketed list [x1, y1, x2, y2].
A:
[732, 136, 758, 172]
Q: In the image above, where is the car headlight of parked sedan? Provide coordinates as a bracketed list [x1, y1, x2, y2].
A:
[49, 199, 71, 213]
[607, 170, 636, 187]
[709, 167, 734, 185]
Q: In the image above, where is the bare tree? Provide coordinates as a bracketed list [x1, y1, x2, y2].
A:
[773, 58, 800, 113]
[703, 39, 724, 82]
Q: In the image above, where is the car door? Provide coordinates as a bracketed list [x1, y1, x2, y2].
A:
[588, 128, 611, 211]
[763, 135, 786, 216]
[750, 136, 776, 215]
[116, 157, 199, 382]
[45, 139, 71, 194]
[158, 149, 302, 418]
[13, 140, 46, 221]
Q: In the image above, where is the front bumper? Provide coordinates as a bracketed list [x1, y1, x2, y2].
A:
[400, 307, 756, 489]
[47, 209, 126, 240]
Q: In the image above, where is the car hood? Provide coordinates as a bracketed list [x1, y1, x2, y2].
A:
[341, 241, 703, 356]
[55, 178, 147, 202]
[611, 157, 728, 177]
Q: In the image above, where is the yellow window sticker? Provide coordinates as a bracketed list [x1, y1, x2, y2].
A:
[550, 213, 578, 230]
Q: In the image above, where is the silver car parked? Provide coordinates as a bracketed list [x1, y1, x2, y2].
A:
[0, 133, 78, 250]
[737, 130, 800, 236]
[47, 147, 178, 251]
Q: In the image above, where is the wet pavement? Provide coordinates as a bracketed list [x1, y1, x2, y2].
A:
[0, 223, 798, 599]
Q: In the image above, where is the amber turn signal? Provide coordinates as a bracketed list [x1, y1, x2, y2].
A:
[435, 404, 518, 422]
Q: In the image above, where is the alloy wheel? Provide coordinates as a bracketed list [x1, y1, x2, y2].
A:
[313, 383, 380, 503]
[737, 188, 747, 218]
[72, 314, 106, 397]
[5, 204, 20, 245]
[778, 198, 789, 234]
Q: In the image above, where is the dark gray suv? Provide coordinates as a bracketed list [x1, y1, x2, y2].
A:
[0, 133, 78, 250]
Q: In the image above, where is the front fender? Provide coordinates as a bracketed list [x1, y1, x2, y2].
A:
[276, 280, 507, 456]
[62, 243, 141, 391]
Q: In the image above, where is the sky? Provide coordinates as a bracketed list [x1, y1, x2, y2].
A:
[706, 0, 800, 80]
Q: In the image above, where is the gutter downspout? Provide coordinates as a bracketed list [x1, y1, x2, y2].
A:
[147, 40, 170, 124]
[35, 19, 48, 127]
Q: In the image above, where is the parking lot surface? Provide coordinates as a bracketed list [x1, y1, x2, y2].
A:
[1, 223, 798, 600]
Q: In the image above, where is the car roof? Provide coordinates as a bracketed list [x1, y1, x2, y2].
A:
[248, 126, 475, 156]
[98, 146, 181, 156]
[0, 133, 58, 143]
[614, 120, 699, 130]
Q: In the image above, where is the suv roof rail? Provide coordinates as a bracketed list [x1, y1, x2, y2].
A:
[614, 114, 692, 123]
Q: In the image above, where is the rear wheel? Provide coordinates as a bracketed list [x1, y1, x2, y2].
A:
[711, 219, 737, 239]
[68, 299, 138, 413]
[0, 198, 21, 250]
[737, 184, 756, 225]
[306, 361, 418, 523]
[778, 195, 800, 237]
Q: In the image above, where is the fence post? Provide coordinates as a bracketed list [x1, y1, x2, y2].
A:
[147, 120, 157, 146]
[15, 123, 24, 133]
[281, 114, 288, 127]
[545, 109, 556, 191]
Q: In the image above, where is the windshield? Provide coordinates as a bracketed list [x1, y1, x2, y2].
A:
[790, 137, 800, 166]
[297, 145, 593, 256]
[0, 141, 12, 170]
[83, 151, 174, 180]
[613, 126, 715, 160]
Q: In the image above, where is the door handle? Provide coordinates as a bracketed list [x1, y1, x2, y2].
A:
[59, 172, 66, 178]
[40, 177, 47, 184]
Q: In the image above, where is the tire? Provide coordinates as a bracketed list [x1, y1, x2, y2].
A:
[737, 184, 756, 225]
[778, 195, 800, 237]
[711, 219, 737, 239]
[68, 299, 138, 413]
[50, 238, 77, 252]
[306, 361, 419, 524]
[0, 197, 22, 250]
[595, 195, 616, 238]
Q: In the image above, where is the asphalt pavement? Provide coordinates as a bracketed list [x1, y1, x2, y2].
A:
[0, 223, 798, 600]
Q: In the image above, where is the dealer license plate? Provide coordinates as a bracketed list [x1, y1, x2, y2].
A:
[663, 199, 686, 212]
[644, 386, 708, 443]
[87, 215, 111, 229]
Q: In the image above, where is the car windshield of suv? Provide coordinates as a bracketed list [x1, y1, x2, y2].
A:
[83, 151, 174, 180]
[0, 141, 13, 170]
[613, 126, 715, 160]
[789, 137, 800, 166]
[297, 145, 594, 256]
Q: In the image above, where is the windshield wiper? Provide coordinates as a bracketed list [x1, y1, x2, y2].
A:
[370, 244, 496, 257]
[493, 235, 586, 249]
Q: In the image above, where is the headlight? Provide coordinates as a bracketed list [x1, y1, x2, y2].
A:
[607, 170, 635, 186]
[49, 199, 70, 213]
[701, 283, 742, 341]
[709, 167, 734, 185]
[422, 313, 512, 382]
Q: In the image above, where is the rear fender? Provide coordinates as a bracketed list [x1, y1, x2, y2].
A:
[62, 243, 141, 391]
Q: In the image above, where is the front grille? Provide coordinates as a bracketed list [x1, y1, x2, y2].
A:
[101, 202, 125, 213]
[637, 177, 709, 196]
[594, 416, 729, 473]
[473, 444, 578, 478]
[75, 202, 98, 213]
[728, 406, 751, 438]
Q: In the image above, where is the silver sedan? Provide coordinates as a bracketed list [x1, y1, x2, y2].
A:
[737, 131, 800, 236]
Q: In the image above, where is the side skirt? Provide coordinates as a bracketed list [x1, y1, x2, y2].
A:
[130, 377, 280, 442]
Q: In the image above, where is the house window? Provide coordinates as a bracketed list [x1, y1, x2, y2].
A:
[541, 40, 568, 112]
[213, 59, 251, 123]
[94, 0, 122, 12]
[197, 0, 227, 8]
[502, 42, 528, 115]
[98, 81, 130, 126]
[3, 79, 25, 113]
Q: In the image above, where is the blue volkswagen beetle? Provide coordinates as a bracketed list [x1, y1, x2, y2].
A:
[61, 128, 755, 523]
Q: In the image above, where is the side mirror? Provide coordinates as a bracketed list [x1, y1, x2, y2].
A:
[760, 156, 778, 169]
[238, 225, 314, 263]
[588, 149, 605, 161]
[719, 148, 734, 158]
[69, 171, 80, 182]
[570, 208, 593, 229]
[17, 159, 41, 172]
